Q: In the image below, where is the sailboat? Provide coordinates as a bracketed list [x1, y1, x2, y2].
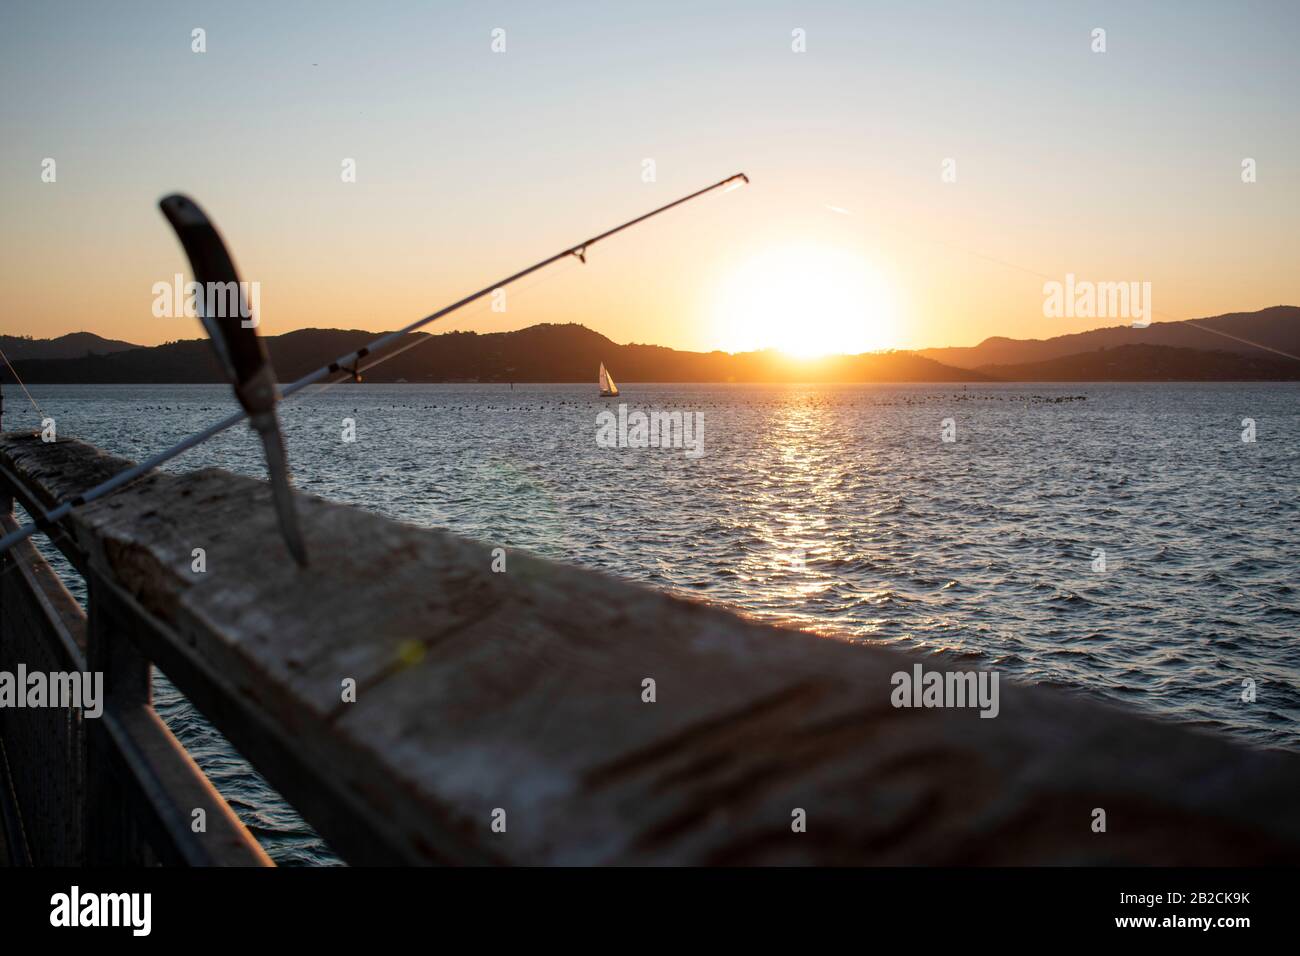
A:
[599, 362, 620, 397]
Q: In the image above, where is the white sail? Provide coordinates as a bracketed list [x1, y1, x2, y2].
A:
[599, 363, 619, 396]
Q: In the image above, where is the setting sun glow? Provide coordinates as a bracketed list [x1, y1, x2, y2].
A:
[712, 245, 896, 357]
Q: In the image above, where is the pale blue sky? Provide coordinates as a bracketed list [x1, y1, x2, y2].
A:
[2, 0, 1296, 350]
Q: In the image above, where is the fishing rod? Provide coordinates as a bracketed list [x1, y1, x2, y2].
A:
[0, 172, 750, 560]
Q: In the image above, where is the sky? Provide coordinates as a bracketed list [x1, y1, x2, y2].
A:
[1, 0, 1297, 353]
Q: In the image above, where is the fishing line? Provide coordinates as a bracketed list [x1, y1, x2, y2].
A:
[0, 345, 49, 423]
[0, 173, 750, 557]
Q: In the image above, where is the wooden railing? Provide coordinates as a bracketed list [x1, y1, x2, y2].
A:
[0, 436, 270, 865]
[1, 430, 1299, 866]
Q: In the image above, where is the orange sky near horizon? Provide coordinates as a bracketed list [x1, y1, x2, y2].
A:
[2, 2, 1296, 355]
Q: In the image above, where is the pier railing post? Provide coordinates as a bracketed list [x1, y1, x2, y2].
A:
[83, 572, 155, 866]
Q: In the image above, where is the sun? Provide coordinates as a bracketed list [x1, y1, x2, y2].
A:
[712, 244, 896, 357]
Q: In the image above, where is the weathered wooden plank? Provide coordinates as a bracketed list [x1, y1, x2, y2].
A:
[86, 568, 444, 865]
[2, 432, 1299, 865]
[0, 504, 269, 866]
[85, 575, 272, 867]
[0, 461, 87, 575]
[0, 511, 86, 864]
[0, 512, 86, 668]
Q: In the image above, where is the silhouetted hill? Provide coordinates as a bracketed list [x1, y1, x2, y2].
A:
[983, 344, 1300, 382]
[918, 306, 1300, 368]
[6, 309, 1299, 384]
[0, 331, 141, 361]
[6, 323, 991, 384]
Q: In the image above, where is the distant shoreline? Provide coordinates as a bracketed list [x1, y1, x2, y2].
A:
[5, 308, 1299, 385]
[15, 379, 1300, 387]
